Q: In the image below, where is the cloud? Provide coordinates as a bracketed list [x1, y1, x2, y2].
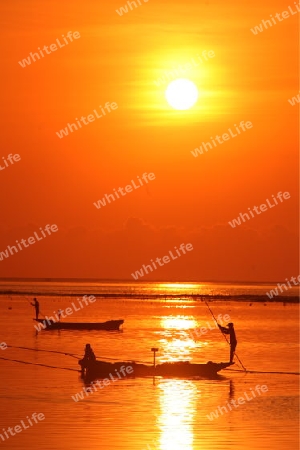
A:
[0, 219, 297, 281]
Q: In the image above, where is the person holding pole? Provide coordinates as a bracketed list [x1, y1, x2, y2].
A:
[217, 322, 237, 364]
[31, 298, 40, 320]
[57, 309, 63, 321]
[204, 300, 246, 371]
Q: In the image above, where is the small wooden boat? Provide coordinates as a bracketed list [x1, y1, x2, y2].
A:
[34, 319, 124, 331]
[79, 358, 233, 380]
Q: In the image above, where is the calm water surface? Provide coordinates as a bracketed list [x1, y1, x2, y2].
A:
[0, 282, 299, 450]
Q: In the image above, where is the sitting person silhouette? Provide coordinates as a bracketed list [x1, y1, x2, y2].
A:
[79, 344, 96, 374]
[83, 344, 96, 361]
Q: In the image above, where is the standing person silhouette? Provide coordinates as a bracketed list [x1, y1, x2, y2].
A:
[31, 298, 40, 320]
[218, 322, 237, 363]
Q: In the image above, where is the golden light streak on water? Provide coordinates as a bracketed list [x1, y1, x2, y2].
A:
[158, 380, 198, 450]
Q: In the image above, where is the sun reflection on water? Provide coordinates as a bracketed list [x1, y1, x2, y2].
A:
[157, 380, 198, 450]
[162, 317, 197, 330]
[157, 316, 208, 362]
[158, 283, 201, 290]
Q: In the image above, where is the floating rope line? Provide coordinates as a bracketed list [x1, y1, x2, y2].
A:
[223, 368, 300, 375]
[9, 346, 228, 366]
[0, 356, 80, 372]
[2, 356, 297, 376]
[6, 345, 151, 364]
[93, 355, 152, 364]
[7, 345, 81, 359]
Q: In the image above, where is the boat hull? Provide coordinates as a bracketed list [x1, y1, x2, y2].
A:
[79, 359, 233, 380]
[34, 319, 124, 331]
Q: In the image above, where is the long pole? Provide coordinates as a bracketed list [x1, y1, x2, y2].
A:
[204, 300, 247, 372]
[205, 301, 230, 345]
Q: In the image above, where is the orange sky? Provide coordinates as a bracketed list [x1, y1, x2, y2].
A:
[0, 0, 299, 280]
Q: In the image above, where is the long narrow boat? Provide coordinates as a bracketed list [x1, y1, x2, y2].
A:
[34, 319, 124, 331]
[79, 358, 233, 380]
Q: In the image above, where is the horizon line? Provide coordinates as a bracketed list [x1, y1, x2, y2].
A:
[0, 277, 299, 285]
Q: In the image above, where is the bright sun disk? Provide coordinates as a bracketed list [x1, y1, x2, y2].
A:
[165, 79, 198, 110]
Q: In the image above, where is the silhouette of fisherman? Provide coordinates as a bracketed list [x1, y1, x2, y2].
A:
[83, 344, 96, 362]
[79, 344, 96, 374]
[57, 309, 63, 321]
[31, 298, 40, 320]
[218, 322, 237, 363]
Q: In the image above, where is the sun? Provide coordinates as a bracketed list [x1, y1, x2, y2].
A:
[165, 79, 199, 110]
